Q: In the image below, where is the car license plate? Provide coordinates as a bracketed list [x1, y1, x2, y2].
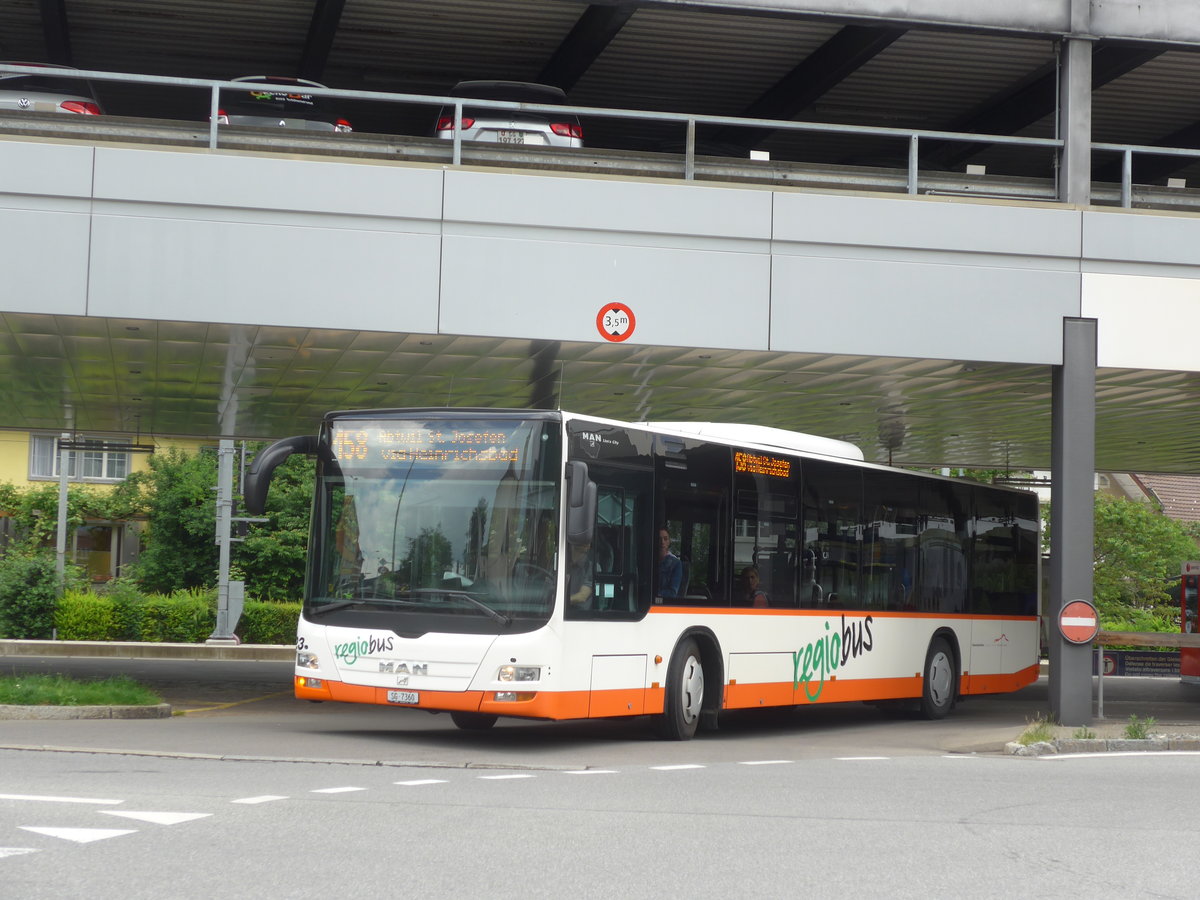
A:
[387, 690, 419, 705]
[496, 130, 525, 144]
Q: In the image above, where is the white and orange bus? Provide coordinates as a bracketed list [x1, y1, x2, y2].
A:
[244, 408, 1041, 739]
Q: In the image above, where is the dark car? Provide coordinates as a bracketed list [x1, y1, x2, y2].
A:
[435, 80, 582, 147]
[215, 75, 351, 132]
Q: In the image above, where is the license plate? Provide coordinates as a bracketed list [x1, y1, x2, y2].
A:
[387, 690, 419, 705]
[496, 129, 525, 144]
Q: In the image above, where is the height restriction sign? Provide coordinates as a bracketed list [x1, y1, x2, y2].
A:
[1059, 599, 1100, 645]
[596, 302, 636, 342]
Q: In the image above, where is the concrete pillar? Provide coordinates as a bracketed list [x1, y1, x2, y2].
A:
[1058, 7, 1093, 205]
[1048, 317, 1097, 725]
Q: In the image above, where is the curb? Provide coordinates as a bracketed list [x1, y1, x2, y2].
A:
[0, 703, 173, 720]
[0, 639, 293, 661]
[1006, 736, 1200, 756]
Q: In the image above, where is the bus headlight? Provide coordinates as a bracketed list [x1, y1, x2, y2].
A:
[297, 651, 320, 669]
[497, 665, 540, 682]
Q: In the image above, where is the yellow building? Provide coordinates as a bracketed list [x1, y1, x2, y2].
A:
[0, 430, 210, 581]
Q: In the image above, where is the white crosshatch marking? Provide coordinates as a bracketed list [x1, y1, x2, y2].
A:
[100, 811, 212, 825]
[0, 793, 122, 805]
[20, 827, 135, 844]
[394, 780, 447, 786]
[231, 796, 289, 804]
[0, 848, 39, 858]
[311, 787, 366, 794]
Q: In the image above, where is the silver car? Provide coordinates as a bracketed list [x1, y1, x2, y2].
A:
[215, 75, 352, 132]
[435, 80, 582, 147]
[0, 63, 103, 115]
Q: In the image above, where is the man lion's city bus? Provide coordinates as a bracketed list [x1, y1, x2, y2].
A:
[244, 408, 1041, 740]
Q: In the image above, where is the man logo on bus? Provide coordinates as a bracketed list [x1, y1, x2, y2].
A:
[793, 615, 875, 701]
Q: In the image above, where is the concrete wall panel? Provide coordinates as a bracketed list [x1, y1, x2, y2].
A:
[444, 169, 772, 242]
[770, 254, 1078, 363]
[0, 208, 91, 315]
[1083, 272, 1200, 371]
[440, 234, 770, 348]
[88, 215, 440, 332]
[92, 147, 444, 224]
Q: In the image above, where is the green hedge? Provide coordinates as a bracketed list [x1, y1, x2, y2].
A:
[54, 587, 299, 644]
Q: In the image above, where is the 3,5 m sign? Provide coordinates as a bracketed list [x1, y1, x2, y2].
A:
[596, 302, 636, 342]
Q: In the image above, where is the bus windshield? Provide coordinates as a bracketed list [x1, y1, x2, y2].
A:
[308, 415, 562, 632]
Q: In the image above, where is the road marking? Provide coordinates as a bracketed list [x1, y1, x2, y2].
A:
[394, 779, 447, 786]
[20, 827, 135, 843]
[100, 811, 212, 825]
[564, 769, 618, 775]
[0, 848, 39, 858]
[231, 795, 289, 804]
[311, 787, 366, 794]
[836, 756, 890, 761]
[478, 774, 535, 780]
[0, 793, 122, 805]
[650, 764, 706, 770]
[738, 760, 792, 766]
[1039, 750, 1200, 760]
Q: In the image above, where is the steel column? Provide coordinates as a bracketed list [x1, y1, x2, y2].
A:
[1048, 317, 1097, 725]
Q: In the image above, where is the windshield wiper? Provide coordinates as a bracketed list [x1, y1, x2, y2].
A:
[310, 597, 421, 615]
[410, 588, 512, 626]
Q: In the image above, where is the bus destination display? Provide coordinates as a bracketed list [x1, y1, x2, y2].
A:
[734, 450, 792, 479]
[332, 427, 520, 464]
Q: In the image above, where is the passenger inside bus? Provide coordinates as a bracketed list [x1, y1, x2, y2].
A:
[739, 565, 769, 608]
[656, 526, 682, 598]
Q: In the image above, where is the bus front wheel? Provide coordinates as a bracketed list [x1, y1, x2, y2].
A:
[451, 711, 498, 731]
[919, 637, 956, 720]
[655, 638, 704, 740]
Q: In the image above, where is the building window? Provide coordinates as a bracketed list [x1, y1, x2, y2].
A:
[29, 435, 131, 482]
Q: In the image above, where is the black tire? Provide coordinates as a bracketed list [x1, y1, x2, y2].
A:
[450, 711, 499, 731]
[654, 638, 705, 740]
[919, 637, 956, 720]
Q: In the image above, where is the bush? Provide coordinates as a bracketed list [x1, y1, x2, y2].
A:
[46, 585, 296, 645]
[55, 589, 120, 640]
[0, 549, 79, 639]
[238, 600, 300, 644]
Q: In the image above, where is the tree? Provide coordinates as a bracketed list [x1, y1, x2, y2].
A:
[1090, 495, 1198, 627]
[127, 447, 219, 593]
[234, 453, 313, 600]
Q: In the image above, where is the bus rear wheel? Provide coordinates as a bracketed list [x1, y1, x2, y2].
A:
[451, 711, 498, 731]
[655, 638, 704, 740]
[919, 637, 956, 720]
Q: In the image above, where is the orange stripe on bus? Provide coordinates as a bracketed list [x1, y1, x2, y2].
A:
[297, 663, 1038, 721]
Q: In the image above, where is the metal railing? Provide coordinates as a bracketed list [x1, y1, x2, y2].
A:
[3, 63, 1196, 209]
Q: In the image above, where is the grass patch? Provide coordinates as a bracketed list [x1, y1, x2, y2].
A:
[1072, 725, 1098, 740]
[1124, 715, 1157, 740]
[0, 673, 163, 707]
[1017, 714, 1057, 745]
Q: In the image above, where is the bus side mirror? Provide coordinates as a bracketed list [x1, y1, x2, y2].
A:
[244, 435, 319, 515]
[565, 460, 597, 546]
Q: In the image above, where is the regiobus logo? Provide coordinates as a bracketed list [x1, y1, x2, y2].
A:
[793, 615, 876, 701]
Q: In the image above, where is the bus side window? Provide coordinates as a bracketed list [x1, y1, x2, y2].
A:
[802, 459, 862, 609]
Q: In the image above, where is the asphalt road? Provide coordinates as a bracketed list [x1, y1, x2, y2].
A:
[3, 743, 1199, 899]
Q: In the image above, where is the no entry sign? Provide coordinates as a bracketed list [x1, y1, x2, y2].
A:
[1059, 599, 1100, 645]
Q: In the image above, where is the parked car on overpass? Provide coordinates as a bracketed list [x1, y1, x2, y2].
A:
[0, 63, 103, 115]
[435, 80, 582, 147]
[215, 75, 352, 132]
